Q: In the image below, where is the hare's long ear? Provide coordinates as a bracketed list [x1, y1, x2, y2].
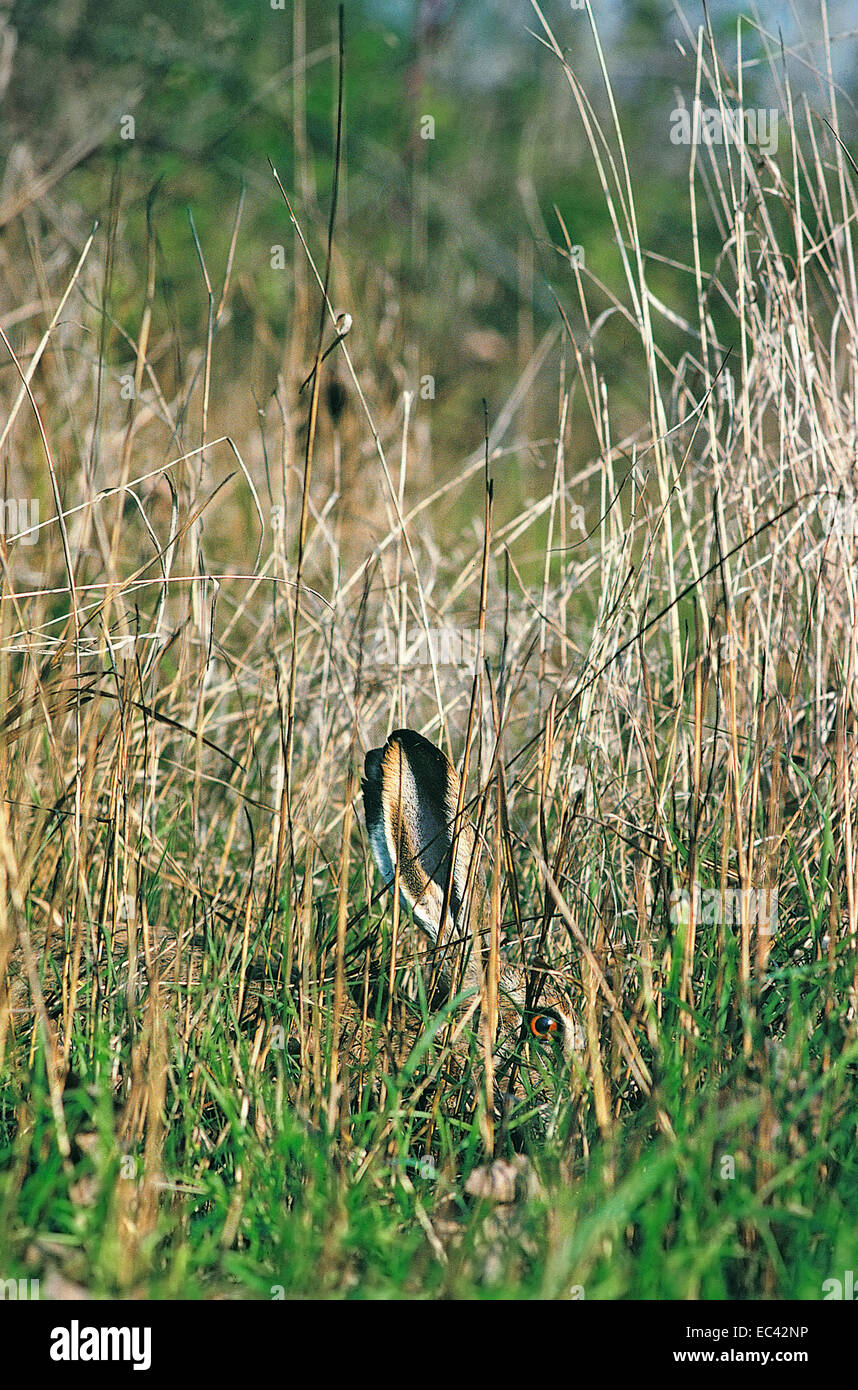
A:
[362, 729, 477, 942]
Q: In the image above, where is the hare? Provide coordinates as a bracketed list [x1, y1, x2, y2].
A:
[361, 728, 582, 1065]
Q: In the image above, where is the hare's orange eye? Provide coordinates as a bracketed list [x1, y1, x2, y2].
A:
[530, 1013, 559, 1039]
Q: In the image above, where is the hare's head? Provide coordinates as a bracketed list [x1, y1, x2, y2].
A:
[362, 728, 583, 1059]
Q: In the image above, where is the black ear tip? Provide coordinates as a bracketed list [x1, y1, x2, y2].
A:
[389, 728, 427, 751]
[388, 728, 447, 768]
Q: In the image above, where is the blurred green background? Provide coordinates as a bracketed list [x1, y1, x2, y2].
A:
[3, 0, 857, 471]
